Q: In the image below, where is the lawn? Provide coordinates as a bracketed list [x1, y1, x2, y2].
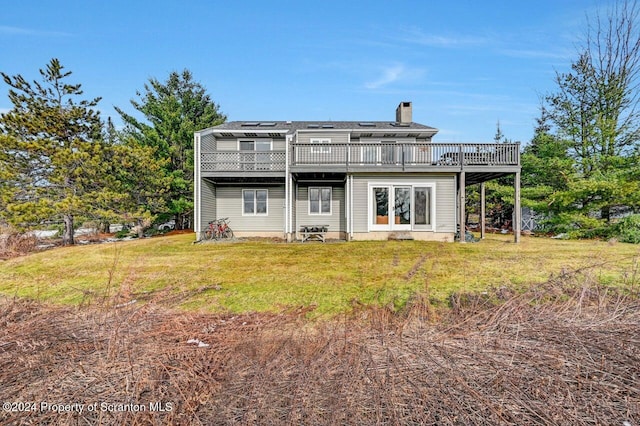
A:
[0, 234, 638, 316]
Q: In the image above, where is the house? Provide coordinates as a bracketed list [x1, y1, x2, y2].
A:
[194, 102, 521, 242]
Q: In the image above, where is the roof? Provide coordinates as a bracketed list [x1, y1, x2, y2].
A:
[197, 121, 438, 138]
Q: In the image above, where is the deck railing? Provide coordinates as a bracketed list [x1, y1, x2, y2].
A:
[201, 151, 287, 172]
[290, 142, 520, 167]
[200, 143, 520, 172]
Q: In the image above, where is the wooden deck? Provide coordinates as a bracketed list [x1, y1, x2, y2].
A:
[200, 143, 520, 177]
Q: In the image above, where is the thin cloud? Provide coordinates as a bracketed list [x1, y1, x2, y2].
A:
[364, 64, 424, 90]
[365, 65, 405, 89]
[0, 25, 71, 37]
[498, 48, 572, 60]
[397, 27, 488, 48]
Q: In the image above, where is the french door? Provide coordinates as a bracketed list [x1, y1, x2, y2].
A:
[393, 186, 412, 229]
[371, 184, 433, 231]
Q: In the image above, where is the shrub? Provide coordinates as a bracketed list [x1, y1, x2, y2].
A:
[114, 229, 132, 239]
[144, 227, 161, 237]
[610, 214, 640, 244]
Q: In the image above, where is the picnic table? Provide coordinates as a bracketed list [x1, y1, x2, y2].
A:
[300, 225, 329, 242]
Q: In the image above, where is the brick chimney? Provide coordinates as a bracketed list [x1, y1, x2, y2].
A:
[395, 101, 412, 123]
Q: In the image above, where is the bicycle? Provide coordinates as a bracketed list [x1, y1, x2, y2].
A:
[204, 217, 234, 240]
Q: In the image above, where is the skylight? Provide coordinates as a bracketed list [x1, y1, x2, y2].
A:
[241, 122, 259, 126]
[358, 122, 376, 127]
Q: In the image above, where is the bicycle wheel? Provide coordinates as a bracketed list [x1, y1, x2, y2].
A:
[222, 228, 234, 239]
[204, 229, 214, 240]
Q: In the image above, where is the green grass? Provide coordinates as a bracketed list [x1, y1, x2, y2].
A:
[1, 234, 638, 317]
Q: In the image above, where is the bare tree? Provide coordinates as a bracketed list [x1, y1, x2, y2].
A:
[548, 0, 640, 175]
[543, 0, 640, 225]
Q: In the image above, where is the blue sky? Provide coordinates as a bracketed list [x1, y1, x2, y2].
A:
[0, 0, 615, 143]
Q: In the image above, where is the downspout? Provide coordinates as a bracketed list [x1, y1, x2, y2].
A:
[459, 170, 466, 244]
[345, 174, 350, 240]
[349, 175, 354, 240]
[514, 171, 521, 243]
[194, 132, 201, 241]
[345, 132, 350, 241]
[284, 134, 291, 241]
[290, 130, 298, 240]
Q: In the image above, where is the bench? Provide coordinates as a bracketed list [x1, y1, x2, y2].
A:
[300, 225, 329, 242]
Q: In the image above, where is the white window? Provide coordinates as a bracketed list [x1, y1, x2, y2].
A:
[238, 140, 272, 151]
[239, 139, 272, 171]
[242, 189, 268, 215]
[310, 138, 331, 154]
[413, 187, 432, 226]
[309, 187, 332, 215]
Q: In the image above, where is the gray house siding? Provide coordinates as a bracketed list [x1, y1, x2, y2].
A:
[214, 138, 236, 151]
[352, 177, 369, 233]
[435, 176, 456, 233]
[351, 174, 456, 233]
[296, 132, 349, 144]
[201, 134, 217, 151]
[216, 185, 285, 232]
[359, 137, 417, 144]
[291, 181, 297, 232]
[273, 139, 286, 150]
[295, 185, 346, 232]
[200, 179, 217, 231]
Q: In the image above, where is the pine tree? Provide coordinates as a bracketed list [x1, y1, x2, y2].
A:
[0, 59, 110, 245]
[539, 0, 640, 235]
[483, 121, 517, 229]
[115, 70, 226, 229]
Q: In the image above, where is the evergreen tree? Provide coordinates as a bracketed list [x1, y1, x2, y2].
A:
[115, 70, 226, 229]
[99, 139, 171, 237]
[484, 121, 517, 229]
[521, 111, 576, 231]
[539, 0, 640, 235]
[0, 59, 109, 245]
[0, 59, 169, 243]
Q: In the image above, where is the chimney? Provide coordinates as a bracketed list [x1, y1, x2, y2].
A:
[395, 101, 412, 123]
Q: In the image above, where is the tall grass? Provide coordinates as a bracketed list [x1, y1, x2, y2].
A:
[1, 270, 638, 425]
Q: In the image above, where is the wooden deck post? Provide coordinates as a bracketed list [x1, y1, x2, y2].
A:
[480, 182, 486, 240]
[459, 171, 466, 243]
[514, 171, 521, 243]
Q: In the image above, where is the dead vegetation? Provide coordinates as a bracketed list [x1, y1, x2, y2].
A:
[0, 231, 36, 260]
[1, 268, 639, 425]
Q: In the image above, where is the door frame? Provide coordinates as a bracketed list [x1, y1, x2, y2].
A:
[367, 182, 436, 232]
